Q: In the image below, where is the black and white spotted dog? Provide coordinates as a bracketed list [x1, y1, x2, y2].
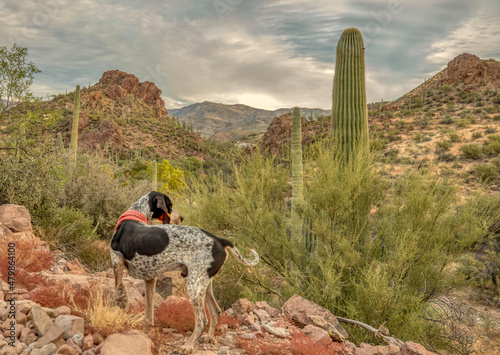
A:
[110, 191, 259, 353]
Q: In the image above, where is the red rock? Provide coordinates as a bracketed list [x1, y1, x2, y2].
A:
[99, 329, 153, 355]
[57, 344, 77, 355]
[36, 325, 65, 347]
[231, 298, 256, 315]
[83, 334, 94, 350]
[302, 324, 332, 346]
[53, 306, 71, 318]
[0, 204, 31, 232]
[281, 294, 348, 338]
[398, 341, 437, 355]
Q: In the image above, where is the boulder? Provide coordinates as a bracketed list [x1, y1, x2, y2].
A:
[0, 204, 31, 232]
[36, 325, 65, 348]
[54, 315, 84, 340]
[31, 343, 57, 355]
[399, 341, 437, 355]
[57, 344, 77, 355]
[231, 298, 256, 315]
[281, 294, 348, 338]
[303, 324, 332, 346]
[28, 305, 54, 336]
[99, 329, 153, 355]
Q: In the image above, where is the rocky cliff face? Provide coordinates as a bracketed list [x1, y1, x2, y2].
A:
[98, 70, 168, 117]
[443, 53, 500, 88]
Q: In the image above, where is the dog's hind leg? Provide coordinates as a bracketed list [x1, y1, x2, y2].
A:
[144, 277, 157, 331]
[110, 250, 128, 309]
[182, 269, 211, 353]
[204, 279, 220, 344]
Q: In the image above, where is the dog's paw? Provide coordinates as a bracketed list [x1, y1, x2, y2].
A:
[200, 335, 217, 345]
[179, 344, 194, 354]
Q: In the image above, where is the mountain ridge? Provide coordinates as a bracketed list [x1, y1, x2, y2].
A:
[170, 101, 330, 142]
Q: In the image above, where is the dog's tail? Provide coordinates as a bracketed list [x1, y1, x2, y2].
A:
[227, 246, 259, 266]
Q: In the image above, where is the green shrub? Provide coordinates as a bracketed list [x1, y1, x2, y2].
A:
[448, 132, 462, 143]
[460, 144, 483, 159]
[436, 140, 452, 152]
[473, 164, 498, 182]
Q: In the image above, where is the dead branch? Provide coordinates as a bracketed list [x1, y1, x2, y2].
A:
[336, 316, 405, 347]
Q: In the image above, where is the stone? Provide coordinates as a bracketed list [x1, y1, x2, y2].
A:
[53, 306, 71, 318]
[303, 324, 332, 346]
[66, 339, 83, 354]
[92, 332, 104, 345]
[40, 307, 54, 318]
[36, 325, 65, 348]
[255, 300, 280, 318]
[19, 326, 35, 344]
[82, 334, 94, 350]
[16, 301, 35, 315]
[261, 323, 289, 338]
[250, 322, 262, 332]
[56, 344, 77, 355]
[0, 204, 31, 232]
[3, 323, 23, 339]
[15, 310, 28, 325]
[31, 343, 57, 355]
[241, 314, 254, 326]
[281, 294, 348, 338]
[28, 306, 54, 337]
[231, 298, 256, 315]
[399, 341, 437, 355]
[54, 315, 84, 340]
[308, 315, 345, 342]
[252, 309, 272, 323]
[82, 351, 96, 355]
[99, 329, 153, 355]
[72, 333, 84, 347]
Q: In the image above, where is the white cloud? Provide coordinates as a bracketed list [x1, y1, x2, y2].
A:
[427, 3, 500, 66]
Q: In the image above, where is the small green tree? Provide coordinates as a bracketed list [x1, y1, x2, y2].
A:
[0, 44, 41, 117]
[147, 160, 186, 192]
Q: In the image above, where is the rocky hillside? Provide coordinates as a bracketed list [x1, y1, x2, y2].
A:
[0, 203, 441, 355]
[262, 53, 500, 193]
[0, 70, 230, 162]
[170, 102, 330, 142]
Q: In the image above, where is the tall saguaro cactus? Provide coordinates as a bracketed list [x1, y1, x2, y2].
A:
[291, 107, 304, 241]
[70, 85, 81, 162]
[331, 28, 369, 160]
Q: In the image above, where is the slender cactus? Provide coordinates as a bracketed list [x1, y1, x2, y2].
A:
[57, 133, 64, 152]
[70, 85, 80, 162]
[331, 28, 369, 160]
[291, 107, 304, 241]
[152, 160, 158, 191]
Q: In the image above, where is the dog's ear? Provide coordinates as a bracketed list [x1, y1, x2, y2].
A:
[150, 192, 172, 224]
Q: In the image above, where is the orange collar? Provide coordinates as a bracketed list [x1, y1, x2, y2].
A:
[115, 210, 148, 230]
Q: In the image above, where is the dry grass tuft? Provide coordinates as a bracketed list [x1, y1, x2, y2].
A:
[70, 281, 143, 334]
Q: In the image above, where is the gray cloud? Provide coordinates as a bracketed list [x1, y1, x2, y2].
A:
[1, 0, 499, 110]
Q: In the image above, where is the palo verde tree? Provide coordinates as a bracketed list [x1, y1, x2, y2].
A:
[0, 44, 41, 117]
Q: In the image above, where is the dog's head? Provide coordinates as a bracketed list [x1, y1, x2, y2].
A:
[148, 191, 173, 224]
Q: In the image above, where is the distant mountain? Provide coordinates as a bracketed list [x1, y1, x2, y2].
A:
[170, 101, 330, 142]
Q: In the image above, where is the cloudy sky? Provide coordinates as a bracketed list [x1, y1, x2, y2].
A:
[1, 0, 499, 110]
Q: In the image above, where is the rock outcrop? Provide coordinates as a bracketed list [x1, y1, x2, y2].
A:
[98, 70, 168, 118]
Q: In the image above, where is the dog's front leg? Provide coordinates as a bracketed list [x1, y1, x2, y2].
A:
[144, 277, 157, 331]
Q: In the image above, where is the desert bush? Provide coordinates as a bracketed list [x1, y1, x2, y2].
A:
[448, 132, 463, 143]
[460, 144, 483, 160]
[436, 140, 452, 152]
[474, 164, 498, 182]
[175, 139, 497, 349]
[155, 297, 195, 333]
